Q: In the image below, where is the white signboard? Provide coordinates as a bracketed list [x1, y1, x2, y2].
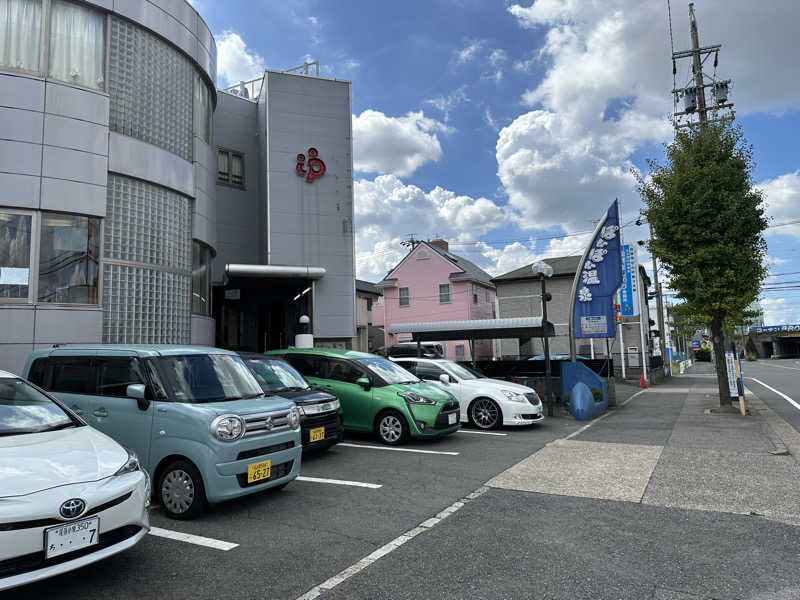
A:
[725, 351, 738, 397]
[580, 315, 608, 335]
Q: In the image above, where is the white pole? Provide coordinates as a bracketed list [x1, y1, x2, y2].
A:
[619, 319, 626, 379]
[590, 339, 595, 359]
[639, 318, 648, 382]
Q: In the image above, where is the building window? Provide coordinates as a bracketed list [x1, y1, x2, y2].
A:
[38, 213, 100, 304]
[486, 290, 490, 303]
[366, 298, 373, 312]
[455, 345, 465, 361]
[473, 293, 478, 304]
[48, 0, 105, 90]
[192, 240, 212, 316]
[193, 73, 212, 143]
[439, 283, 450, 304]
[416, 250, 429, 260]
[218, 149, 245, 187]
[0, 211, 33, 300]
[0, 0, 43, 73]
[399, 287, 409, 307]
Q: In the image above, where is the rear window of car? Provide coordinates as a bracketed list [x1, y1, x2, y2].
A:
[50, 357, 97, 395]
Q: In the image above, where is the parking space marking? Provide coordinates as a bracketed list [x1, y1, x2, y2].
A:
[296, 476, 382, 489]
[295, 486, 489, 600]
[339, 442, 459, 456]
[457, 429, 508, 436]
[148, 527, 239, 551]
[564, 388, 647, 440]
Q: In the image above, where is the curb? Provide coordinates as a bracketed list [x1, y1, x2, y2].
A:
[744, 386, 797, 461]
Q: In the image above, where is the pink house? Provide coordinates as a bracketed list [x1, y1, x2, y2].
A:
[374, 240, 496, 361]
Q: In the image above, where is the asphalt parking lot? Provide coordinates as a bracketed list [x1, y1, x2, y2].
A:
[7, 404, 592, 600]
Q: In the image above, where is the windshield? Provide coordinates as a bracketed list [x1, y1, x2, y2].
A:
[0, 378, 77, 436]
[443, 361, 482, 380]
[356, 357, 419, 385]
[245, 358, 309, 392]
[157, 354, 264, 403]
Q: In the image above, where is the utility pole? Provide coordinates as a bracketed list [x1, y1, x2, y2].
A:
[670, 2, 734, 128]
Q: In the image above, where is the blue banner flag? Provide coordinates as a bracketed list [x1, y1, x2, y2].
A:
[572, 200, 623, 338]
[620, 244, 638, 317]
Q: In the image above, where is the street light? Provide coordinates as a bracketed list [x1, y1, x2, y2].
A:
[531, 261, 554, 416]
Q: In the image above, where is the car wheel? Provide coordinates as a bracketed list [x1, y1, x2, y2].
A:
[159, 460, 206, 520]
[469, 397, 502, 430]
[375, 410, 409, 445]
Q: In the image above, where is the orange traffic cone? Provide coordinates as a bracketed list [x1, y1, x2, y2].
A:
[639, 372, 646, 388]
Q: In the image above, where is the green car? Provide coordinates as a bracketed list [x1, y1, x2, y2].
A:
[266, 348, 460, 445]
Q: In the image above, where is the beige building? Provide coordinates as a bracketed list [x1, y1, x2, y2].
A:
[353, 280, 382, 352]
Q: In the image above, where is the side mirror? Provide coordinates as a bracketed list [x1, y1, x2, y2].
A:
[439, 373, 451, 385]
[127, 384, 150, 410]
[356, 377, 371, 391]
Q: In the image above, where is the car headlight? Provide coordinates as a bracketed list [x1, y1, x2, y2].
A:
[114, 448, 142, 476]
[501, 389, 528, 403]
[398, 391, 437, 405]
[288, 407, 301, 429]
[210, 414, 245, 441]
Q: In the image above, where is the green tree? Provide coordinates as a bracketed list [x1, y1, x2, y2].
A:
[637, 121, 767, 405]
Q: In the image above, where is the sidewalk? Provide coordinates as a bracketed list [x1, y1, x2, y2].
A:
[489, 363, 800, 527]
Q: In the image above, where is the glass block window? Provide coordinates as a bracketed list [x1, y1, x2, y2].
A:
[108, 16, 194, 161]
[103, 263, 190, 344]
[105, 175, 191, 271]
[103, 175, 192, 344]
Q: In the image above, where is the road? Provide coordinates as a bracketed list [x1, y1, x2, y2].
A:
[741, 358, 800, 434]
[7, 367, 800, 600]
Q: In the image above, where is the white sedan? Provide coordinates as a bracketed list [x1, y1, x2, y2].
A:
[392, 358, 544, 429]
[0, 370, 150, 592]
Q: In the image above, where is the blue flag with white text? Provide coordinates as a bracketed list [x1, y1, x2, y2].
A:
[573, 200, 622, 338]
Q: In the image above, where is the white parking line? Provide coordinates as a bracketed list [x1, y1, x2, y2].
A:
[148, 527, 238, 551]
[563, 388, 647, 440]
[457, 429, 508, 436]
[296, 476, 382, 489]
[749, 377, 800, 411]
[339, 442, 459, 456]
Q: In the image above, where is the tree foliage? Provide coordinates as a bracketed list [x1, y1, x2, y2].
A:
[637, 120, 768, 404]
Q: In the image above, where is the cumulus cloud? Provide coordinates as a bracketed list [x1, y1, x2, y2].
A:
[500, 0, 800, 234]
[759, 171, 800, 238]
[215, 30, 266, 87]
[352, 110, 452, 177]
[760, 297, 800, 326]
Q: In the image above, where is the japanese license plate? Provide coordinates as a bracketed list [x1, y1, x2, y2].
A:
[247, 459, 271, 483]
[45, 516, 99, 559]
[309, 426, 325, 442]
[448, 412, 457, 425]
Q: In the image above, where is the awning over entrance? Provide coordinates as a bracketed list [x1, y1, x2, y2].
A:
[387, 317, 555, 341]
[225, 264, 326, 279]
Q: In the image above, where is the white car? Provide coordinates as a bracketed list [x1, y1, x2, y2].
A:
[0, 371, 150, 592]
[392, 358, 544, 429]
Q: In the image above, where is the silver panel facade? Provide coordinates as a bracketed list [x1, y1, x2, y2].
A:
[263, 72, 355, 339]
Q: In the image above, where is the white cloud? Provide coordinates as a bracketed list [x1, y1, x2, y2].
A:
[759, 171, 800, 238]
[760, 297, 800, 326]
[342, 58, 361, 70]
[456, 40, 483, 64]
[215, 30, 266, 87]
[489, 49, 507, 66]
[424, 87, 469, 123]
[352, 110, 452, 177]
[499, 0, 800, 234]
[484, 107, 499, 131]
[308, 16, 318, 26]
[513, 55, 536, 72]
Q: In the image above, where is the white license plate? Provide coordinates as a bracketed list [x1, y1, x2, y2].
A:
[448, 412, 457, 425]
[45, 516, 99, 559]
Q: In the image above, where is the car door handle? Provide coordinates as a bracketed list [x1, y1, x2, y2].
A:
[157, 407, 167, 414]
[93, 408, 108, 418]
[71, 405, 84, 416]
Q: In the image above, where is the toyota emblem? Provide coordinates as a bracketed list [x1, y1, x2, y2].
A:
[59, 498, 86, 519]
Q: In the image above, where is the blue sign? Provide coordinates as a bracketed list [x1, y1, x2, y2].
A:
[691, 340, 701, 349]
[749, 324, 800, 334]
[620, 244, 637, 316]
[573, 200, 622, 338]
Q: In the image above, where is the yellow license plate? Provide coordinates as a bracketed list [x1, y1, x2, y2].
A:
[309, 426, 325, 442]
[247, 459, 271, 483]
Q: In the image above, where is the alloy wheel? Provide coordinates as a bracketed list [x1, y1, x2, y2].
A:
[379, 415, 403, 443]
[472, 398, 500, 429]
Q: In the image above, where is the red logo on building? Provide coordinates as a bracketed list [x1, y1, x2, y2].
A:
[296, 148, 326, 182]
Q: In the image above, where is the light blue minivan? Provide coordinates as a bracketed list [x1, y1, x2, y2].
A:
[23, 345, 302, 519]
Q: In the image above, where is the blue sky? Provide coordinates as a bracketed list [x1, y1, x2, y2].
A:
[192, 0, 800, 325]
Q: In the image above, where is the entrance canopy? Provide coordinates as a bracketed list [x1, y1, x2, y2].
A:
[225, 264, 326, 279]
[387, 317, 555, 342]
